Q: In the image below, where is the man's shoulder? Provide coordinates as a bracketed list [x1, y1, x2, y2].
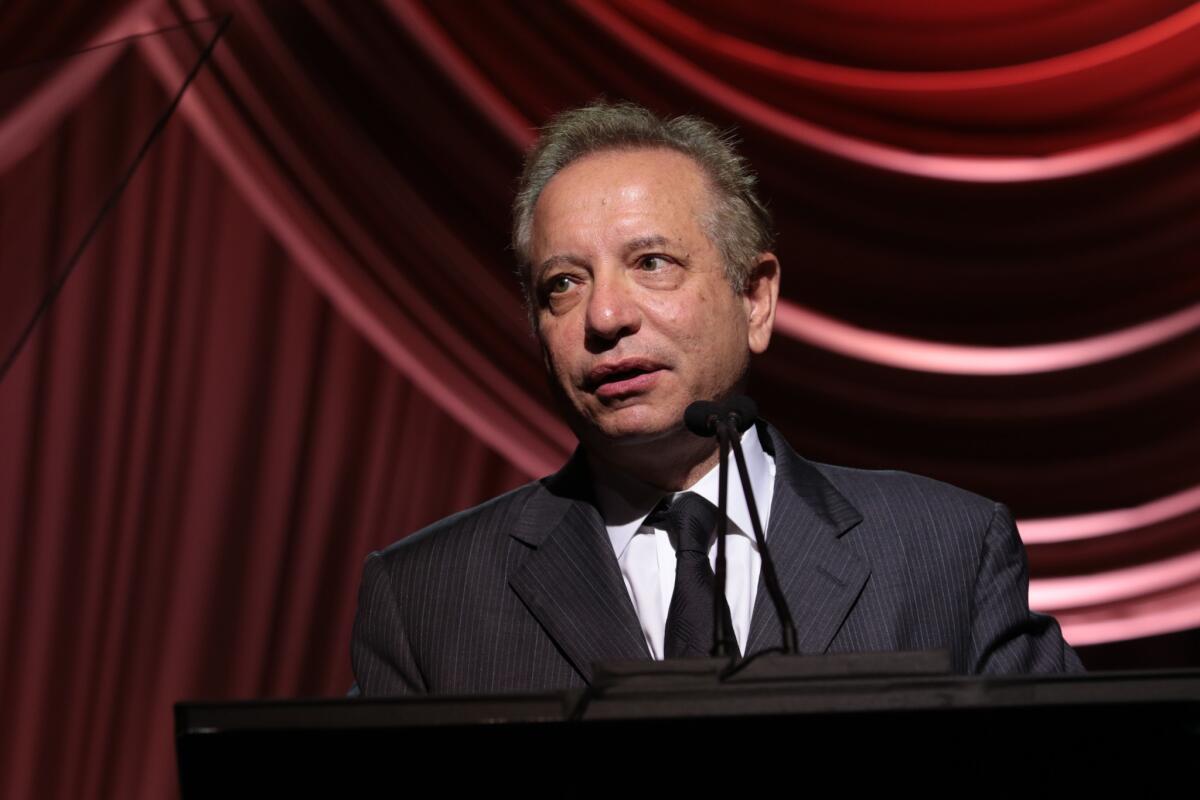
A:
[763, 422, 999, 528]
[371, 478, 546, 566]
[806, 459, 1000, 528]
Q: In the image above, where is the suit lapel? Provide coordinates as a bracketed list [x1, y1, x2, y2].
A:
[508, 451, 650, 684]
[746, 424, 870, 656]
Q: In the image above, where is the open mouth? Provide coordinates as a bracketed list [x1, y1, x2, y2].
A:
[596, 367, 650, 386]
[588, 363, 664, 398]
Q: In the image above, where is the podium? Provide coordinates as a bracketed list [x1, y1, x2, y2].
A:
[176, 658, 1200, 794]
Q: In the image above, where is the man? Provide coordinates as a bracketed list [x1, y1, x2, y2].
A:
[352, 102, 1083, 695]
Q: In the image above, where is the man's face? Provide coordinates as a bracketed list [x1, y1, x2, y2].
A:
[529, 148, 777, 455]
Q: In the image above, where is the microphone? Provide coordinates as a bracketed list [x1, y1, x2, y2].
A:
[686, 395, 758, 438]
[683, 400, 723, 437]
[682, 396, 757, 437]
[725, 395, 757, 433]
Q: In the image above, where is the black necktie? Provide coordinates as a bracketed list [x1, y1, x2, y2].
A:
[646, 492, 741, 659]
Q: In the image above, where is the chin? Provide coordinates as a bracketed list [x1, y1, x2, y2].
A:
[578, 406, 685, 448]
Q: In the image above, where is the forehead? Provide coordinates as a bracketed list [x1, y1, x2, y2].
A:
[531, 148, 714, 250]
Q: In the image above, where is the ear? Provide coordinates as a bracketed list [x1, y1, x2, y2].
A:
[743, 252, 780, 354]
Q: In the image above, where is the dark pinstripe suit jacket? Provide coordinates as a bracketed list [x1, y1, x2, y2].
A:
[352, 422, 1083, 695]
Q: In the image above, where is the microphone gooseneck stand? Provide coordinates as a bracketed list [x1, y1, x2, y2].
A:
[682, 400, 736, 659]
[685, 397, 797, 660]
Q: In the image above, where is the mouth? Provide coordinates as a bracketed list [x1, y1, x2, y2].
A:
[586, 359, 666, 399]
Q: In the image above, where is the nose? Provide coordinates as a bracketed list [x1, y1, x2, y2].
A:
[584, 269, 641, 349]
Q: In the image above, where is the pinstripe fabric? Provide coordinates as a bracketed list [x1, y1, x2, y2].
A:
[352, 423, 1082, 696]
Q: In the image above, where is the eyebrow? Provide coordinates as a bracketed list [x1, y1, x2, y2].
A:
[621, 235, 672, 257]
[535, 253, 589, 278]
[535, 235, 678, 278]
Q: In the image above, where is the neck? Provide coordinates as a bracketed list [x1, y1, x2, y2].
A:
[584, 430, 721, 492]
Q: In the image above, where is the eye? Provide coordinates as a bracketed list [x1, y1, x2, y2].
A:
[637, 254, 669, 271]
[547, 274, 573, 294]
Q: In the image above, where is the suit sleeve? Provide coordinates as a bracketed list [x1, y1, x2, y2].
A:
[351, 551, 429, 695]
[968, 502, 1086, 674]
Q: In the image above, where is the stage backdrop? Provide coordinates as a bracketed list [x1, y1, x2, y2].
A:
[2, 1, 1199, 798]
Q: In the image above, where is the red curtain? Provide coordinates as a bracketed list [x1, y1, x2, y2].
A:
[3, 1, 1200, 797]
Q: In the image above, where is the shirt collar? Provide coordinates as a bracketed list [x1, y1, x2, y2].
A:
[593, 426, 776, 559]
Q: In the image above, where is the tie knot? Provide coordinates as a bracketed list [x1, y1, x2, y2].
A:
[646, 492, 719, 554]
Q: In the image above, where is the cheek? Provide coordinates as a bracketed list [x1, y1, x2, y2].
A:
[538, 326, 571, 369]
[541, 326, 593, 390]
[646, 289, 712, 340]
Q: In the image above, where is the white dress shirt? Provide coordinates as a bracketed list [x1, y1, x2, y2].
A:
[592, 428, 776, 659]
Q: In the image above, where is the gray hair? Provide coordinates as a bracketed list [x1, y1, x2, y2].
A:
[511, 101, 774, 317]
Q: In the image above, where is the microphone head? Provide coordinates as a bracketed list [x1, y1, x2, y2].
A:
[725, 395, 758, 433]
[684, 400, 722, 437]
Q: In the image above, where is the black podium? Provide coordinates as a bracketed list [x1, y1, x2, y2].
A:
[177, 658, 1200, 794]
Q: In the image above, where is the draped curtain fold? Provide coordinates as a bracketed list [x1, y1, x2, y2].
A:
[3, 2, 1200, 797]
